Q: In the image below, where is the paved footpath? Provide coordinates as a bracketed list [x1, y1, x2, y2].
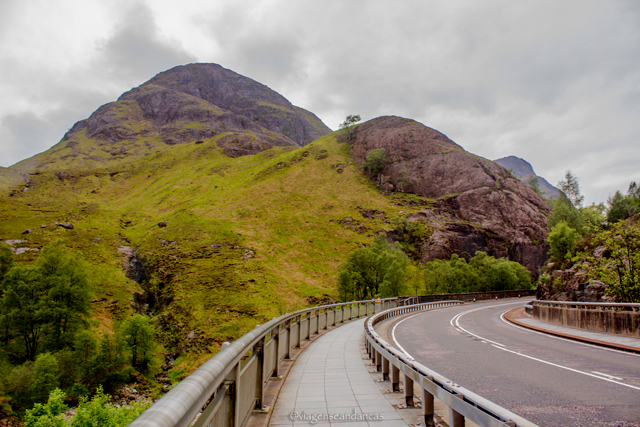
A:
[268, 318, 410, 427]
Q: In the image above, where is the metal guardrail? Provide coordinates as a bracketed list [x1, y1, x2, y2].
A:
[129, 298, 399, 427]
[534, 300, 640, 311]
[365, 301, 539, 427]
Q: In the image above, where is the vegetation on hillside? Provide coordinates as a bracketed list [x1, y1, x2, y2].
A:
[541, 171, 640, 303]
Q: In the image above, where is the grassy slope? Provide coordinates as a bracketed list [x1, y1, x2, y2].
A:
[0, 132, 403, 375]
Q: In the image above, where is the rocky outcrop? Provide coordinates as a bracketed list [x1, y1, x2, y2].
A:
[349, 116, 551, 277]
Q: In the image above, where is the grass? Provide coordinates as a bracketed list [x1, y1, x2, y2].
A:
[0, 131, 400, 378]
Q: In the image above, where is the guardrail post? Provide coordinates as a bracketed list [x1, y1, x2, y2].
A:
[392, 365, 400, 392]
[449, 406, 464, 427]
[273, 328, 281, 378]
[375, 350, 382, 372]
[422, 387, 435, 426]
[382, 357, 389, 381]
[256, 338, 265, 410]
[403, 373, 414, 406]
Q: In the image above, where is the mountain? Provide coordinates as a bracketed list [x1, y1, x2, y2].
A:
[0, 64, 551, 380]
[493, 156, 560, 199]
[347, 117, 550, 275]
[11, 63, 331, 173]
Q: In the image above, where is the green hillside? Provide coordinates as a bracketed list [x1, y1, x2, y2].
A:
[0, 131, 404, 373]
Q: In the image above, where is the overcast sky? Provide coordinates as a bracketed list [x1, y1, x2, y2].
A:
[1, 0, 639, 205]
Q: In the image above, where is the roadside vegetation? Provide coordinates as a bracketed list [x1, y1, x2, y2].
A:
[540, 170, 640, 303]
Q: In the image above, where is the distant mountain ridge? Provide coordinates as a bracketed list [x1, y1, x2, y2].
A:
[493, 156, 560, 199]
[12, 63, 331, 172]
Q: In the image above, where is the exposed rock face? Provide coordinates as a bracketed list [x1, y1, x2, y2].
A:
[349, 116, 551, 277]
[14, 63, 331, 172]
[493, 155, 560, 199]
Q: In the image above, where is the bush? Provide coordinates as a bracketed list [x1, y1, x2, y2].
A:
[548, 222, 581, 262]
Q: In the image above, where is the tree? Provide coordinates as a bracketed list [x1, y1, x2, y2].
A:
[548, 222, 581, 262]
[0, 244, 13, 284]
[527, 176, 543, 197]
[120, 314, 156, 373]
[338, 234, 410, 300]
[338, 114, 361, 142]
[29, 353, 59, 404]
[0, 241, 91, 358]
[362, 148, 386, 184]
[587, 223, 640, 303]
[1, 266, 49, 359]
[547, 193, 584, 234]
[558, 170, 584, 208]
[24, 388, 66, 427]
[37, 242, 91, 351]
[339, 114, 361, 129]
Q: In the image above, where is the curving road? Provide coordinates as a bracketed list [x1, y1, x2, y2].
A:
[392, 299, 640, 427]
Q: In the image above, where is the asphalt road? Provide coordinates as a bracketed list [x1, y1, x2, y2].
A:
[392, 299, 640, 427]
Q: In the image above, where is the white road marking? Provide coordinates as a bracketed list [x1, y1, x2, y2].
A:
[499, 311, 640, 359]
[592, 371, 624, 381]
[390, 312, 419, 360]
[490, 344, 640, 391]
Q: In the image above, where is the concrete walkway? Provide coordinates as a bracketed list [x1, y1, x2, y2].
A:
[268, 318, 409, 427]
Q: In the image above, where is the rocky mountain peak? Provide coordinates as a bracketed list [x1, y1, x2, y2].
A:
[13, 63, 331, 173]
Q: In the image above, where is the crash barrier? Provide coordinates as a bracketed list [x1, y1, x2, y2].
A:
[400, 289, 536, 306]
[129, 298, 398, 427]
[365, 301, 539, 427]
[533, 300, 640, 338]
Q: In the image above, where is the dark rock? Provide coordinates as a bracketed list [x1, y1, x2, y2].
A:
[117, 246, 147, 284]
[21, 228, 32, 235]
[216, 133, 273, 158]
[55, 222, 74, 229]
[349, 116, 551, 277]
[307, 294, 337, 305]
[158, 221, 168, 228]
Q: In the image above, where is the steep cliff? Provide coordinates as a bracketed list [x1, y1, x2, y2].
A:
[348, 116, 551, 277]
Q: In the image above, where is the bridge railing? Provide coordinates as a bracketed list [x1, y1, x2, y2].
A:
[129, 297, 398, 427]
[533, 300, 640, 337]
[365, 301, 539, 427]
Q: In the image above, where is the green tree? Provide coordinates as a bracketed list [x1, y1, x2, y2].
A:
[88, 333, 128, 392]
[120, 314, 156, 373]
[581, 202, 607, 234]
[527, 176, 543, 197]
[362, 148, 386, 184]
[587, 223, 640, 303]
[0, 266, 48, 359]
[0, 244, 13, 284]
[338, 235, 409, 300]
[338, 114, 361, 142]
[24, 388, 66, 427]
[547, 193, 584, 234]
[558, 169, 584, 208]
[38, 241, 91, 351]
[0, 242, 91, 358]
[548, 221, 581, 262]
[29, 353, 59, 404]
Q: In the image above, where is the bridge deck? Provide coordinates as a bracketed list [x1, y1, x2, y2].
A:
[268, 318, 411, 427]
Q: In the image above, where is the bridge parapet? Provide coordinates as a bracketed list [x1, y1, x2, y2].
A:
[129, 298, 398, 427]
[533, 300, 640, 337]
[365, 301, 540, 427]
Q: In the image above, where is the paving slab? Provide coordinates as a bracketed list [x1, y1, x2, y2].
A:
[269, 318, 412, 427]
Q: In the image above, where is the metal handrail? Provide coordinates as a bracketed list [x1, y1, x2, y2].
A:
[129, 298, 398, 427]
[534, 300, 640, 311]
[364, 301, 539, 427]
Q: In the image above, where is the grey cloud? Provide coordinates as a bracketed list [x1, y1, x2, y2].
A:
[96, 1, 197, 83]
